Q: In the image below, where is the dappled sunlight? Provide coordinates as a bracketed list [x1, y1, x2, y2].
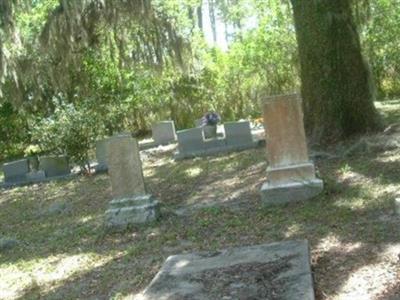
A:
[184, 166, 203, 178]
[0, 253, 114, 299]
[175, 259, 190, 269]
[283, 224, 302, 239]
[315, 234, 363, 254]
[0, 265, 32, 300]
[335, 244, 400, 300]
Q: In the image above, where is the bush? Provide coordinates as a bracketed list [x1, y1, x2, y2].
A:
[31, 98, 101, 172]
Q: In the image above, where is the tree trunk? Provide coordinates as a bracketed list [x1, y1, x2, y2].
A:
[197, 2, 203, 31]
[208, 0, 217, 43]
[290, 0, 382, 144]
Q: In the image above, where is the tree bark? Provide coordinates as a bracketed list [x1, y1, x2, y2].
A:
[290, 0, 382, 144]
[208, 0, 217, 43]
[197, 2, 203, 31]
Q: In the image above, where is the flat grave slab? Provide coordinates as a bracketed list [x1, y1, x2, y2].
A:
[138, 240, 314, 300]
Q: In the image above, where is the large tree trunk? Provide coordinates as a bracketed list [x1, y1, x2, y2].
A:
[290, 0, 382, 144]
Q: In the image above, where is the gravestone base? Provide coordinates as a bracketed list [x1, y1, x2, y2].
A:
[260, 179, 323, 205]
[137, 240, 314, 300]
[105, 194, 159, 228]
[26, 170, 46, 181]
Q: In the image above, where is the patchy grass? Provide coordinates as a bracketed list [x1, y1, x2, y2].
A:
[1, 101, 400, 299]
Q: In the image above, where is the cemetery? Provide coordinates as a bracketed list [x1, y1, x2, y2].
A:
[1, 98, 400, 299]
[1, 1, 400, 299]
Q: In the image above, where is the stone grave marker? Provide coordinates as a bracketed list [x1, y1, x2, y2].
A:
[175, 121, 259, 159]
[39, 155, 70, 177]
[2, 159, 29, 183]
[138, 240, 314, 300]
[224, 120, 253, 147]
[260, 94, 323, 205]
[95, 138, 110, 172]
[176, 127, 205, 155]
[105, 134, 159, 228]
[152, 121, 177, 145]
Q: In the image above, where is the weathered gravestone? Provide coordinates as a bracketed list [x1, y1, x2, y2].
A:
[152, 121, 177, 145]
[2, 159, 29, 183]
[137, 240, 314, 300]
[260, 94, 323, 205]
[39, 155, 70, 177]
[105, 134, 159, 228]
[95, 138, 110, 172]
[224, 120, 253, 147]
[177, 127, 205, 155]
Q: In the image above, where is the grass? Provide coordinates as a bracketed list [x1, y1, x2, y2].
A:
[1, 101, 400, 299]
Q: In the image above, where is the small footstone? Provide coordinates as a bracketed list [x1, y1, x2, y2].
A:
[137, 240, 314, 300]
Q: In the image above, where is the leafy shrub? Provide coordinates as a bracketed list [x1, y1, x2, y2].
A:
[31, 98, 101, 171]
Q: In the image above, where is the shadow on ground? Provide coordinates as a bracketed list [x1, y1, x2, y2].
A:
[1, 142, 400, 299]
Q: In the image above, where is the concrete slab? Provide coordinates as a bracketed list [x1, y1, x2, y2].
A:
[137, 240, 314, 300]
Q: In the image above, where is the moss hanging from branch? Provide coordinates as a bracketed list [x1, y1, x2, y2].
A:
[0, 0, 188, 105]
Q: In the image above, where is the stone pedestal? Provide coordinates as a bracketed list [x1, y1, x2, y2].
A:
[260, 94, 323, 205]
[105, 135, 159, 228]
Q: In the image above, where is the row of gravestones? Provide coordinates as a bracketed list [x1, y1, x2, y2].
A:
[105, 94, 321, 299]
[2, 156, 70, 185]
[2, 118, 255, 184]
[96, 119, 258, 171]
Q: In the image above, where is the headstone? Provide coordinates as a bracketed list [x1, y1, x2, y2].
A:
[2, 159, 29, 183]
[138, 240, 314, 300]
[152, 121, 177, 145]
[260, 94, 323, 205]
[176, 128, 205, 154]
[224, 121, 253, 147]
[105, 135, 159, 228]
[39, 155, 70, 177]
[95, 138, 110, 172]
